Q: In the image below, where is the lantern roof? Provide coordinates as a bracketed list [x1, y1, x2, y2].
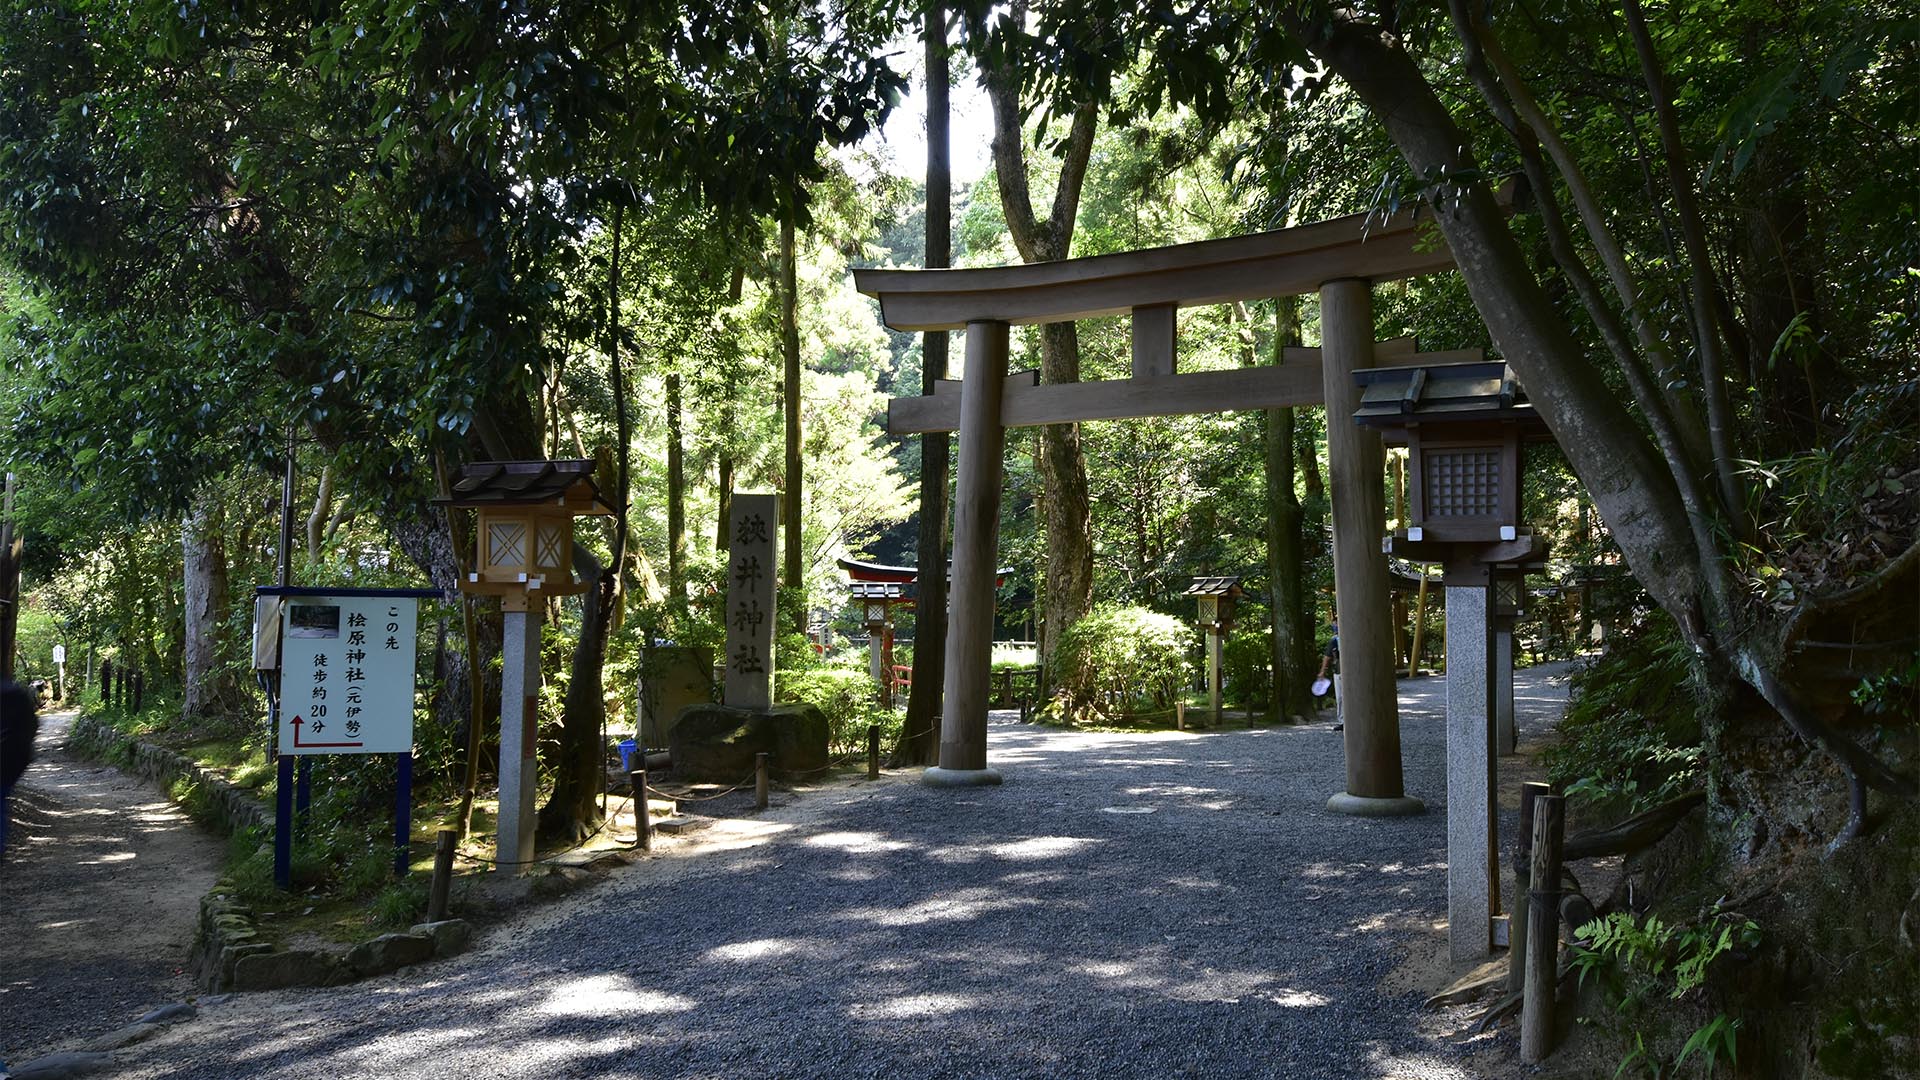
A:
[438, 459, 613, 513]
[849, 582, 908, 601]
[1184, 575, 1243, 598]
[1352, 361, 1549, 433]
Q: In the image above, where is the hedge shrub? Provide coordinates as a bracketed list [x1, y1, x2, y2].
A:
[1048, 604, 1192, 724]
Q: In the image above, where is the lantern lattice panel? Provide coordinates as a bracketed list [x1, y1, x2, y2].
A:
[1425, 449, 1501, 518]
[488, 522, 526, 567]
[536, 522, 567, 568]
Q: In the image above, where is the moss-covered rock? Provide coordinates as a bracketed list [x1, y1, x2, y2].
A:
[668, 703, 828, 781]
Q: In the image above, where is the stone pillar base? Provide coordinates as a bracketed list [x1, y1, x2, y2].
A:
[1326, 792, 1426, 817]
[923, 766, 1004, 788]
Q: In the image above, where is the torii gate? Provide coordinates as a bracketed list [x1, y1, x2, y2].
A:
[855, 204, 1471, 814]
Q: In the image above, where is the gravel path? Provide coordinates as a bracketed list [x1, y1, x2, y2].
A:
[1, 710, 226, 1065]
[112, 664, 1573, 1080]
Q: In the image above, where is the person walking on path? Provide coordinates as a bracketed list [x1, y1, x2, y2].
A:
[1, 676, 39, 862]
[1314, 615, 1342, 730]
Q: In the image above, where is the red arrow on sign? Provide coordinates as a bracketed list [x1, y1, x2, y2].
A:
[291, 713, 363, 749]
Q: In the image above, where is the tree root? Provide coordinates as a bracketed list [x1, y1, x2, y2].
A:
[1467, 990, 1523, 1035]
[1827, 771, 1871, 857]
[1736, 649, 1915, 852]
[1562, 790, 1705, 861]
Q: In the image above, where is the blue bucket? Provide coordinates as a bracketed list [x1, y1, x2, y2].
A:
[617, 738, 639, 772]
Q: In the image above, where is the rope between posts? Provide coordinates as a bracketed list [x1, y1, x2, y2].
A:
[451, 792, 635, 868]
[644, 775, 756, 802]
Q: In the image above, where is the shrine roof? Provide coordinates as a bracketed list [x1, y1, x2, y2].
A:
[438, 459, 612, 512]
[837, 556, 1012, 587]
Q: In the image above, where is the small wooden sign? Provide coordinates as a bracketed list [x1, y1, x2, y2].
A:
[723, 494, 777, 709]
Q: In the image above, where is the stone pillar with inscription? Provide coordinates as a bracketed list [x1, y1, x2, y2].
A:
[724, 494, 777, 709]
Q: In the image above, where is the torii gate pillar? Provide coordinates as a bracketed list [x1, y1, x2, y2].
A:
[1321, 279, 1424, 817]
[926, 320, 1009, 786]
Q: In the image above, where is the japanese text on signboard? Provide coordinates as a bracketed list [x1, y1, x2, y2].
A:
[278, 596, 419, 755]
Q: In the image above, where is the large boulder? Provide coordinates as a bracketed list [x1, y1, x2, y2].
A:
[668, 703, 829, 782]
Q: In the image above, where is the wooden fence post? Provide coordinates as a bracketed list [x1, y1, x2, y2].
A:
[754, 753, 769, 811]
[867, 724, 881, 780]
[1509, 781, 1553, 993]
[631, 768, 652, 852]
[427, 829, 456, 922]
[1522, 793, 1566, 1063]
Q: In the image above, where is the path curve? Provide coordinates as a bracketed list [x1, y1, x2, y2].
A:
[109, 664, 1572, 1080]
[0, 709, 226, 1063]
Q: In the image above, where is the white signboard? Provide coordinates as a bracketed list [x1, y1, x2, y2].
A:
[52, 644, 66, 665]
[278, 596, 418, 755]
[723, 493, 777, 709]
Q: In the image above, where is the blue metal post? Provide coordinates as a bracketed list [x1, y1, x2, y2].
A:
[295, 758, 312, 827]
[273, 754, 294, 889]
[394, 752, 413, 879]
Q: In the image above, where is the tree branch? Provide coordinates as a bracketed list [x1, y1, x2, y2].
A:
[1622, 0, 1746, 534]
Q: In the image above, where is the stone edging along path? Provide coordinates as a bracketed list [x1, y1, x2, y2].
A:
[64, 715, 475, 993]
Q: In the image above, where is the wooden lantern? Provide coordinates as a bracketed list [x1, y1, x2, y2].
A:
[1184, 576, 1243, 631]
[1355, 361, 1551, 565]
[439, 460, 613, 606]
[1355, 362, 1549, 547]
[850, 582, 904, 630]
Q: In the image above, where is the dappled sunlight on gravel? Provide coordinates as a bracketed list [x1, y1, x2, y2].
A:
[101, 665, 1575, 1080]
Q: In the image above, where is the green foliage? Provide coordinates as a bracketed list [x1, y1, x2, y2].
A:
[777, 667, 891, 757]
[1222, 617, 1271, 710]
[1817, 998, 1914, 1079]
[1545, 615, 1703, 820]
[1851, 655, 1919, 721]
[1047, 604, 1192, 724]
[1574, 909, 1761, 1077]
[371, 881, 429, 929]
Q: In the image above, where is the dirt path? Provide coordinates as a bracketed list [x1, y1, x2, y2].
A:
[0, 709, 226, 1064]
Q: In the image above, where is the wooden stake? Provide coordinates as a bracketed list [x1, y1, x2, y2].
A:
[755, 752, 769, 811]
[427, 829, 456, 922]
[631, 768, 652, 852]
[1509, 782, 1552, 993]
[1522, 793, 1566, 1063]
[867, 724, 881, 780]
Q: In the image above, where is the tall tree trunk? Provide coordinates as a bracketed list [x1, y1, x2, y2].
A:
[898, 0, 951, 766]
[540, 199, 633, 841]
[182, 489, 239, 726]
[982, 26, 1098, 665]
[666, 370, 687, 597]
[1294, 9, 1917, 833]
[306, 466, 333, 564]
[715, 268, 744, 553]
[1266, 297, 1314, 722]
[1035, 322, 1093, 665]
[540, 543, 608, 841]
[1291, 8, 1705, 630]
[390, 505, 483, 776]
[780, 211, 805, 633]
[1298, 414, 1325, 500]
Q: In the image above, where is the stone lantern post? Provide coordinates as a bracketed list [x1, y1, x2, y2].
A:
[1354, 361, 1551, 961]
[439, 459, 611, 867]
